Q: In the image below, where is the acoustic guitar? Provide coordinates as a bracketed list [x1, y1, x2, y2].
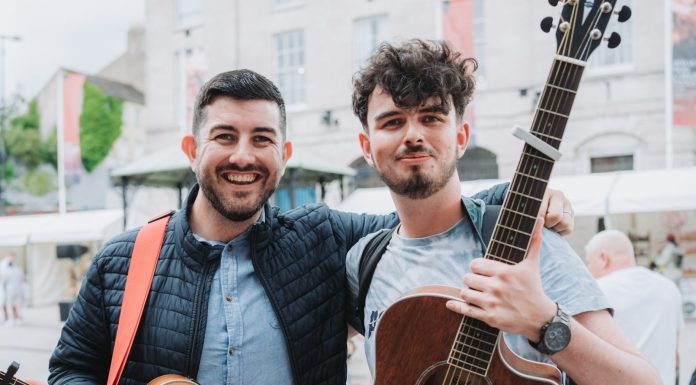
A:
[371, 1, 632, 384]
[0, 361, 198, 385]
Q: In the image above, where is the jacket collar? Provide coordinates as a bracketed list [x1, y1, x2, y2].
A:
[174, 184, 279, 265]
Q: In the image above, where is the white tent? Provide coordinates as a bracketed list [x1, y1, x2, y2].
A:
[337, 167, 696, 217]
[0, 210, 123, 306]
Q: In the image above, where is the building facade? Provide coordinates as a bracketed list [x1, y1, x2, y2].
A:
[143, 0, 695, 183]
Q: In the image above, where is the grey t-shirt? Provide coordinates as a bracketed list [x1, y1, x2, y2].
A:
[346, 201, 609, 376]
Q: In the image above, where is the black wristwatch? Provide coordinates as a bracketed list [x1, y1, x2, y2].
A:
[529, 303, 571, 355]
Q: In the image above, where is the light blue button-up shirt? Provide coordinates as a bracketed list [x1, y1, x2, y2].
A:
[196, 215, 293, 385]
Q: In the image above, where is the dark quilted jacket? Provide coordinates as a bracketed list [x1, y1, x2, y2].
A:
[48, 183, 508, 385]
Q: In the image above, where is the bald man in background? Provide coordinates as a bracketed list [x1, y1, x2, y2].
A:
[585, 229, 683, 385]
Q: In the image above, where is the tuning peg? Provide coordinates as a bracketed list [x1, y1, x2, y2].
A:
[540, 17, 555, 33]
[616, 5, 632, 22]
[606, 32, 621, 48]
[548, 0, 559, 6]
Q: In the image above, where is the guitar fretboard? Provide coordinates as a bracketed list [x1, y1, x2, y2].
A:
[447, 57, 585, 376]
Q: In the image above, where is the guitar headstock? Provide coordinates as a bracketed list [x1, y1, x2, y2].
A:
[540, 0, 632, 61]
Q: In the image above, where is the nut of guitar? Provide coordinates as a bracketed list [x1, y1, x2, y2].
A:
[147, 374, 199, 385]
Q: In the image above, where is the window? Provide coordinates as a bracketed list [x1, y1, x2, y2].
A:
[275, 30, 305, 105]
[590, 155, 634, 173]
[473, 0, 485, 76]
[457, 146, 498, 181]
[350, 157, 385, 188]
[589, 0, 632, 67]
[176, 0, 202, 28]
[353, 15, 390, 70]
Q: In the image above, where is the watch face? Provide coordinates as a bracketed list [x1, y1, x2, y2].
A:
[544, 322, 571, 352]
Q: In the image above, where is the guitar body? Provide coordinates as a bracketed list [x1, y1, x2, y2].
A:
[373, 286, 562, 385]
[148, 374, 199, 385]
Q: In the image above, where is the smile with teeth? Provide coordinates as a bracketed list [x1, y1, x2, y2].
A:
[223, 173, 260, 184]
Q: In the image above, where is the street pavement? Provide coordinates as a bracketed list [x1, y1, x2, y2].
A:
[0, 305, 694, 384]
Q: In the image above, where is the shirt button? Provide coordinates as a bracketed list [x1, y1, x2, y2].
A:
[225, 295, 233, 302]
[228, 347, 236, 356]
[225, 244, 233, 252]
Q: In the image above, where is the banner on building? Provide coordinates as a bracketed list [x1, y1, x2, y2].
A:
[62, 72, 86, 184]
[673, 0, 696, 127]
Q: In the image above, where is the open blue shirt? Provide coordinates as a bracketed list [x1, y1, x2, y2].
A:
[196, 211, 293, 385]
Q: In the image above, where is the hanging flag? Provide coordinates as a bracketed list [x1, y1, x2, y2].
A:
[673, 0, 696, 127]
[62, 72, 86, 184]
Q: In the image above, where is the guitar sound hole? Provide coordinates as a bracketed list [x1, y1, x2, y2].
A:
[421, 365, 492, 385]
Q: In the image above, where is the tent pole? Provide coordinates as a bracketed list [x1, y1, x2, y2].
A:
[177, 182, 183, 208]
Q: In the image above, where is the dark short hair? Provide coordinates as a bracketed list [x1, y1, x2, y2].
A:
[352, 39, 477, 129]
[192, 69, 287, 139]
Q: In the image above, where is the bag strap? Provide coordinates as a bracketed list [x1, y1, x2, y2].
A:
[107, 211, 174, 385]
[353, 205, 501, 335]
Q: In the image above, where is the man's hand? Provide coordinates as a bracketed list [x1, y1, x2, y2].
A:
[541, 188, 574, 235]
[445, 217, 557, 340]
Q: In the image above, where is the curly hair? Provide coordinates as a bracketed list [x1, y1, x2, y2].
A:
[352, 39, 477, 129]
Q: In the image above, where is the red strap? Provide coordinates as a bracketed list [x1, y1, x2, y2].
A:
[107, 213, 172, 385]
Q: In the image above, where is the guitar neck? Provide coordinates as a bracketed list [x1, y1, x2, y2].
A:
[447, 56, 585, 373]
[487, 56, 584, 265]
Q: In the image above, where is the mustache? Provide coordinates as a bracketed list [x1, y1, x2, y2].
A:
[216, 163, 268, 174]
[395, 145, 436, 160]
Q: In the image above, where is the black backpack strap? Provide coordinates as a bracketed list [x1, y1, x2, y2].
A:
[481, 205, 501, 247]
[353, 204, 501, 335]
[354, 227, 397, 335]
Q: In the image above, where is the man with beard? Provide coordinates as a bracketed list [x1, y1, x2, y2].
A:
[345, 39, 660, 385]
[47, 69, 574, 385]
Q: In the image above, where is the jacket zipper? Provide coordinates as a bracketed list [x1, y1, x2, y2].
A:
[187, 261, 213, 376]
[249, 226, 300, 385]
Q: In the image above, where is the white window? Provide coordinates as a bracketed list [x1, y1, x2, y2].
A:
[275, 30, 305, 105]
[353, 15, 390, 70]
[590, 0, 632, 67]
[472, 0, 485, 76]
[176, 0, 202, 28]
[591, 154, 634, 173]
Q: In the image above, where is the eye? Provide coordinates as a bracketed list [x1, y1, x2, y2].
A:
[422, 115, 443, 124]
[254, 136, 273, 144]
[214, 133, 237, 142]
[382, 118, 404, 128]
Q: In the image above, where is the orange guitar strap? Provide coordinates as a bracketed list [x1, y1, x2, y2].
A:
[107, 211, 173, 385]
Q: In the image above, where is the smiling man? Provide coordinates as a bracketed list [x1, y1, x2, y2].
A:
[47, 69, 576, 385]
[345, 39, 661, 385]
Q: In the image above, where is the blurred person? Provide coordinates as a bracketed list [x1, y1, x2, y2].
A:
[0, 252, 24, 325]
[585, 229, 683, 385]
[46, 69, 574, 385]
[345, 39, 660, 385]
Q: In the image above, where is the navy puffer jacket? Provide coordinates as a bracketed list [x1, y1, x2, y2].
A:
[48, 183, 508, 385]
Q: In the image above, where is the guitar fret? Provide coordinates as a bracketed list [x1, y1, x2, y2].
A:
[555, 54, 586, 67]
[508, 190, 543, 203]
[447, 356, 489, 373]
[490, 239, 527, 253]
[516, 171, 549, 184]
[460, 324, 498, 339]
[546, 83, 577, 94]
[453, 340, 495, 356]
[528, 130, 562, 142]
[501, 207, 537, 220]
[522, 149, 555, 163]
[537, 108, 569, 119]
[496, 224, 533, 238]
[487, 254, 515, 265]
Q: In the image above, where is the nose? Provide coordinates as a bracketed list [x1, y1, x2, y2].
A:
[227, 137, 256, 166]
[403, 120, 425, 145]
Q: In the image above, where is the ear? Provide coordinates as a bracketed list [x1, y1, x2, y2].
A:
[358, 131, 375, 167]
[282, 140, 293, 165]
[181, 135, 198, 169]
[456, 121, 470, 159]
[598, 251, 610, 270]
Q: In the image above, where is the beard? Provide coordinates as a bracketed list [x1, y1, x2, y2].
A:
[198, 163, 278, 222]
[376, 145, 457, 200]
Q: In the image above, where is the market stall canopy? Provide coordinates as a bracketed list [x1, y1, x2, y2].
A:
[111, 145, 356, 187]
[337, 167, 696, 217]
[0, 209, 123, 246]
